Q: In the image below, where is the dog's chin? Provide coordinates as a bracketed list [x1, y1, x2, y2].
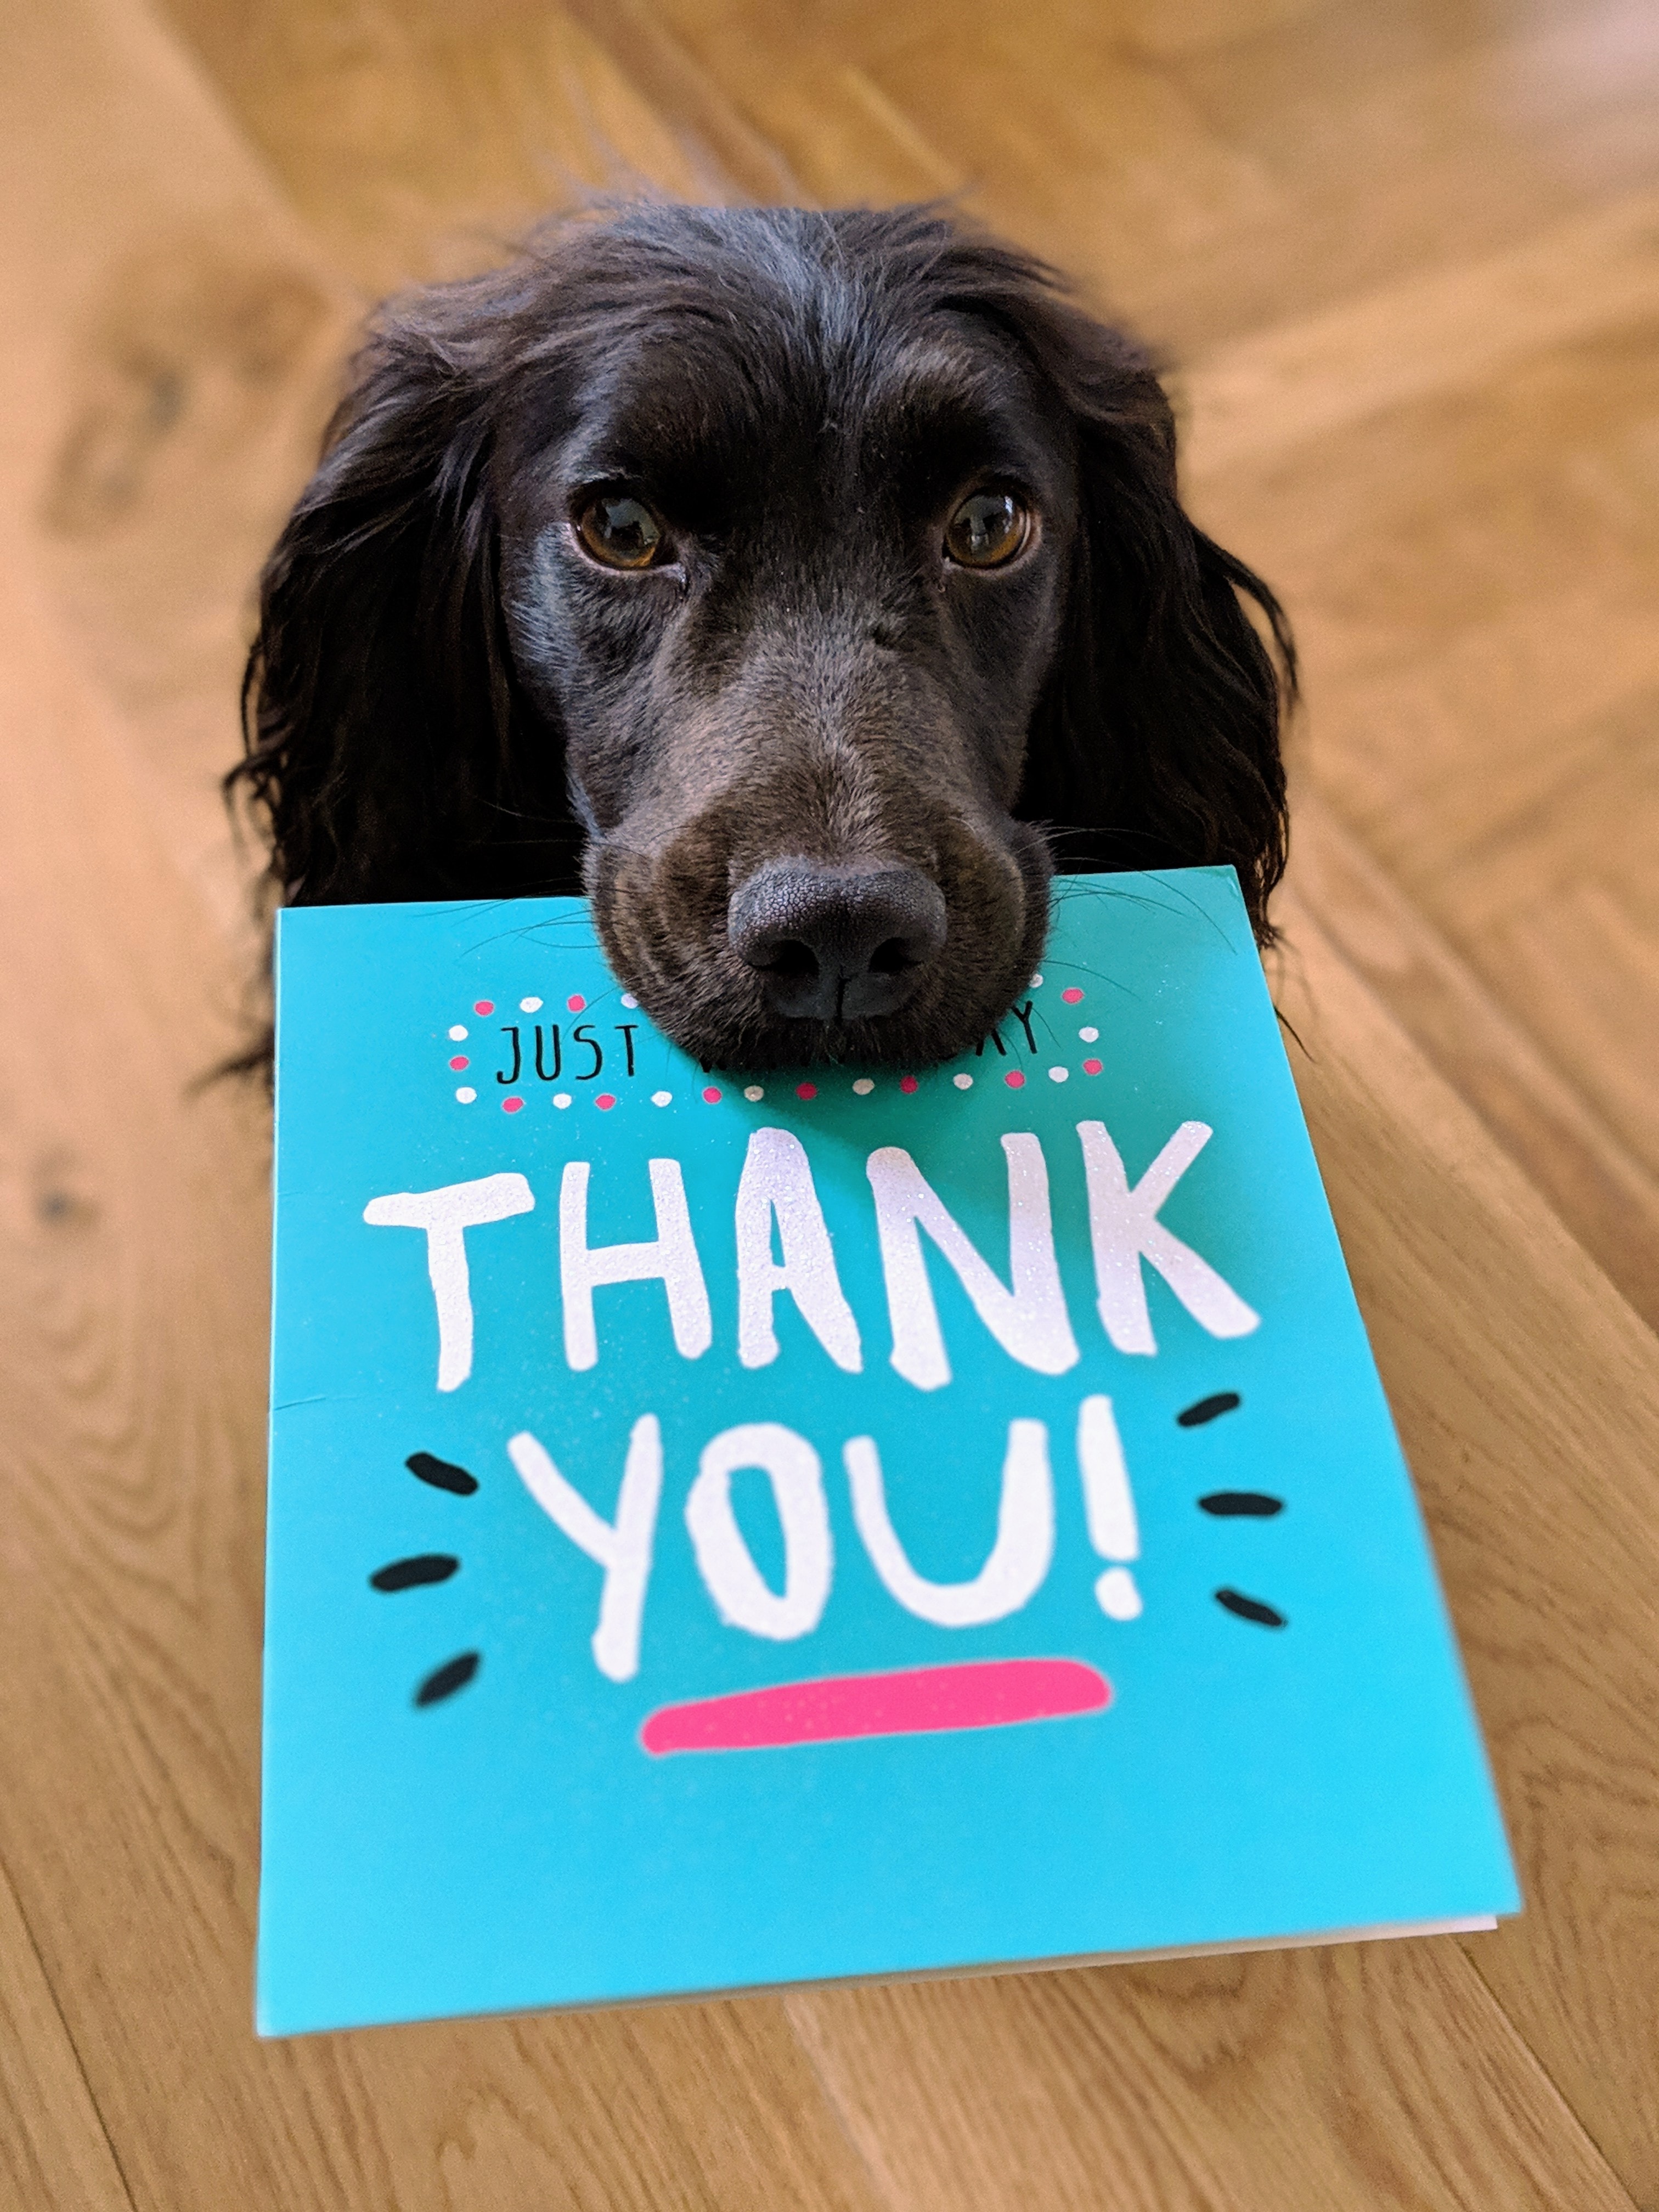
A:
[627, 990, 1024, 1076]
[602, 921, 1053, 1076]
[690, 997, 1011, 1075]
[589, 820, 1054, 1075]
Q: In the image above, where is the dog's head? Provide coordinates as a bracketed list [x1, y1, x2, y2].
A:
[236, 205, 1290, 1069]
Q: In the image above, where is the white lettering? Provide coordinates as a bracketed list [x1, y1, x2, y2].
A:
[735, 1127, 862, 1373]
[1076, 1120, 1259, 1355]
[507, 1419, 663, 1682]
[362, 1172, 534, 1391]
[684, 1422, 832, 1641]
[1076, 1393, 1142, 1620]
[866, 1135, 1080, 1390]
[560, 1158, 712, 1372]
[844, 1421, 1054, 1627]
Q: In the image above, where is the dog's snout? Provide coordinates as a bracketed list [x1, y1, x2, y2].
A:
[727, 860, 947, 1023]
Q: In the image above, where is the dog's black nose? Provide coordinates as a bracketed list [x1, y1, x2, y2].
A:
[728, 860, 947, 1022]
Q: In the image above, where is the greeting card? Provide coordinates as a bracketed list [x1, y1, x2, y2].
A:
[258, 867, 1516, 2035]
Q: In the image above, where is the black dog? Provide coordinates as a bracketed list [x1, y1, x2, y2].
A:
[232, 203, 1292, 1070]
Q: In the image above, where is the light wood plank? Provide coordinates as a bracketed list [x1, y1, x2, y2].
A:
[1479, 881, 1659, 1181]
[0, 1852, 136, 2212]
[1286, 794, 1659, 1329]
[561, 0, 803, 201]
[656, 0, 1659, 353]
[808, 14, 1285, 298]
[1270, 888, 1659, 2207]
[1113, 0, 1319, 63]
[157, 0, 726, 290]
[1178, 186, 1659, 479]
[1189, 313, 1659, 905]
[791, 1934, 1637, 2212]
[694, 57, 964, 206]
[1150, 0, 1659, 348]
[0, 0, 357, 944]
[1430, 694, 1659, 935]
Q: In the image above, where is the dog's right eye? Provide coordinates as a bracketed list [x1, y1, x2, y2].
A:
[575, 494, 665, 570]
[944, 489, 1031, 569]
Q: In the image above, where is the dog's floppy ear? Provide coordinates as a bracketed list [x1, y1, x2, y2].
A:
[229, 307, 581, 913]
[1015, 309, 1294, 940]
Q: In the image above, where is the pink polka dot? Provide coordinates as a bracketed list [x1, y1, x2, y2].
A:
[501, 1096, 524, 1113]
[899, 1075, 918, 1094]
[702, 1086, 722, 1103]
[567, 994, 586, 1013]
[1005, 1070, 1025, 1088]
[473, 1000, 494, 1016]
[448, 1055, 469, 1071]
[1082, 1057, 1103, 1075]
[1062, 986, 1084, 1003]
[595, 1092, 616, 1110]
[796, 1082, 817, 1101]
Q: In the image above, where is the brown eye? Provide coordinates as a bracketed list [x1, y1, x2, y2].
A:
[575, 493, 665, 569]
[944, 489, 1030, 568]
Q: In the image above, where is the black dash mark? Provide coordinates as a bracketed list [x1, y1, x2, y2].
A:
[1199, 1491, 1284, 1518]
[414, 1651, 480, 1707]
[371, 1553, 460, 1593]
[1177, 1392, 1242, 1427]
[406, 1451, 478, 1496]
[1215, 1588, 1287, 1628]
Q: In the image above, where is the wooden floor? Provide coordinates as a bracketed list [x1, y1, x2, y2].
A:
[1, 0, 1656, 2205]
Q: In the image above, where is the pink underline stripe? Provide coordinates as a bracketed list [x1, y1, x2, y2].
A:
[639, 1657, 1111, 1756]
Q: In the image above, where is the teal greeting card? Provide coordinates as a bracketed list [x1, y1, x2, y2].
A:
[258, 867, 1517, 2036]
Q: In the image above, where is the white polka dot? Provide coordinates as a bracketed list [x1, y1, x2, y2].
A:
[554, 1092, 572, 1109]
[953, 1072, 973, 1090]
[852, 1077, 875, 1096]
[520, 996, 543, 1013]
[1079, 1025, 1099, 1042]
[651, 1090, 672, 1107]
[1048, 1065, 1069, 1082]
[449, 1024, 468, 1041]
[743, 1085, 765, 1101]
[1030, 972, 1043, 988]
[620, 993, 639, 1009]
[454, 1086, 476, 1103]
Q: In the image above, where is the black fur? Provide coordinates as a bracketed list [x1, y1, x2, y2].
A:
[231, 204, 1293, 1070]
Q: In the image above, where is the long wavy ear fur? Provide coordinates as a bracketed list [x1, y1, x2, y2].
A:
[228, 307, 583, 916]
[1005, 288, 1295, 940]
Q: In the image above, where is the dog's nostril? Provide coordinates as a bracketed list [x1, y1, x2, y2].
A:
[867, 937, 915, 976]
[764, 939, 820, 980]
[727, 859, 947, 1024]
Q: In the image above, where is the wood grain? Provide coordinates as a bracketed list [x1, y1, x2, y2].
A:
[653, 0, 1659, 351]
[1177, 186, 1659, 478]
[791, 1937, 1637, 2212]
[0, 1853, 135, 2212]
[1286, 796, 1659, 1328]
[1271, 888, 1659, 2205]
[0, 0, 356, 943]
[155, 0, 727, 290]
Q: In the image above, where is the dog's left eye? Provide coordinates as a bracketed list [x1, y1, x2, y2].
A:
[575, 494, 666, 570]
[944, 490, 1031, 569]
